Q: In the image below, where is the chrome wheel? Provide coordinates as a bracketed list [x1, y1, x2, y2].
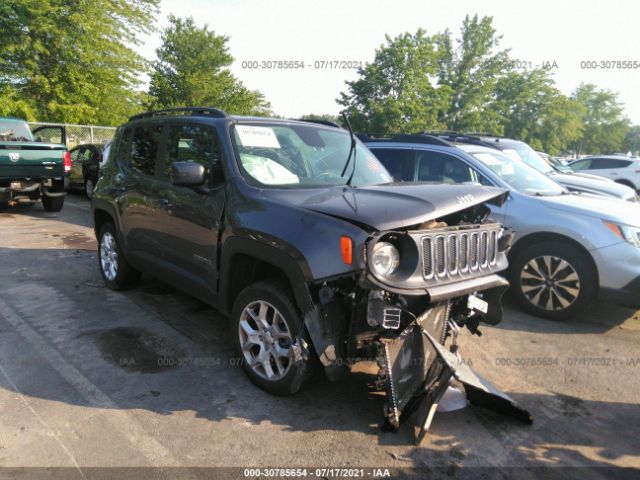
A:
[100, 232, 118, 281]
[520, 255, 580, 311]
[238, 300, 294, 381]
[85, 178, 95, 198]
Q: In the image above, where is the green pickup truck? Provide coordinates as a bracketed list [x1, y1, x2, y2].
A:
[0, 116, 70, 211]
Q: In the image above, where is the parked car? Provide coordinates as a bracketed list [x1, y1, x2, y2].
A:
[0, 116, 70, 211]
[92, 108, 531, 435]
[569, 156, 640, 191]
[365, 134, 640, 320]
[69, 143, 104, 198]
[456, 134, 638, 202]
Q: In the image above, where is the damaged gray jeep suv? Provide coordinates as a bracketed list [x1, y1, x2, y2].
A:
[92, 108, 531, 438]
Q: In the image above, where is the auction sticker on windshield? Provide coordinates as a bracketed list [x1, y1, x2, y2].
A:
[236, 125, 281, 148]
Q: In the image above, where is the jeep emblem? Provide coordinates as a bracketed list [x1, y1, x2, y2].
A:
[456, 194, 474, 204]
[9, 152, 20, 162]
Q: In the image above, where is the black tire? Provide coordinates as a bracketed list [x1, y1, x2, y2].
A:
[615, 179, 637, 190]
[231, 279, 315, 396]
[509, 241, 597, 320]
[97, 223, 140, 290]
[84, 175, 97, 198]
[42, 195, 64, 212]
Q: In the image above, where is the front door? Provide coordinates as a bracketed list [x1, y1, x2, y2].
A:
[150, 122, 226, 296]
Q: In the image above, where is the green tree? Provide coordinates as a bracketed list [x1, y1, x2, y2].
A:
[337, 30, 451, 135]
[0, 0, 159, 124]
[299, 113, 343, 126]
[436, 15, 510, 132]
[571, 83, 628, 155]
[623, 125, 640, 155]
[148, 15, 269, 115]
[492, 69, 584, 154]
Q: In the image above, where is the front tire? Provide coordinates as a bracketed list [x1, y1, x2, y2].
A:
[42, 195, 64, 212]
[98, 223, 140, 290]
[231, 280, 315, 396]
[509, 241, 597, 320]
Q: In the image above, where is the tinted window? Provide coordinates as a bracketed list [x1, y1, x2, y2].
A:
[70, 148, 82, 162]
[371, 148, 415, 181]
[77, 148, 92, 164]
[164, 124, 223, 184]
[117, 127, 133, 164]
[591, 158, 632, 169]
[415, 151, 475, 183]
[130, 124, 162, 176]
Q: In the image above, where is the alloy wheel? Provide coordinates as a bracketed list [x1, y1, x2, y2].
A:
[238, 300, 294, 381]
[100, 232, 118, 281]
[520, 255, 581, 311]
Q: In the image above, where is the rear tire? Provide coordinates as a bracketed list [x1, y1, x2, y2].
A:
[231, 279, 315, 396]
[42, 195, 64, 212]
[98, 223, 140, 290]
[509, 241, 597, 320]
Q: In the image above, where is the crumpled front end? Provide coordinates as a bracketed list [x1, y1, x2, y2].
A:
[303, 199, 532, 440]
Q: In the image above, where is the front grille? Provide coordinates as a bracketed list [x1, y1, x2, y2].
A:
[421, 226, 501, 281]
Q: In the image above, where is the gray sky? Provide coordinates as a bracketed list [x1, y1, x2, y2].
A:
[140, 0, 640, 123]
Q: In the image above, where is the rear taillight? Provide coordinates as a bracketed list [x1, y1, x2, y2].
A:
[63, 151, 72, 173]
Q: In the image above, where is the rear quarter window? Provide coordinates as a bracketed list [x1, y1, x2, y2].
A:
[130, 124, 162, 176]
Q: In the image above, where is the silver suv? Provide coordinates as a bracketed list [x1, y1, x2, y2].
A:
[366, 135, 640, 320]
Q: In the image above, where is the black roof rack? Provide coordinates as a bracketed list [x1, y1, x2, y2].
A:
[129, 107, 228, 122]
[358, 132, 452, 147]
[295, 118, 343, 129]
[414, 131, 501, 150]
[463, 132, 507, 139]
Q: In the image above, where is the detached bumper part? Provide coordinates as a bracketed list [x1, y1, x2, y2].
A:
[378, 315, 532, 443]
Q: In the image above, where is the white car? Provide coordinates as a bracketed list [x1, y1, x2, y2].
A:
[570, 156, 640, 190]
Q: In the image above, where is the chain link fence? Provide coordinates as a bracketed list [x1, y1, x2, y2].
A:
[28, 122, 117, 149]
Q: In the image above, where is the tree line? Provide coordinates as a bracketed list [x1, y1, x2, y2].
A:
[0, 2, 635, 155]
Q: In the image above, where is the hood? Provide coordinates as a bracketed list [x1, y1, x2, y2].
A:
[539, 192, 640, 225]
[550, 172, 635, 200]
[266, 183, 509, 231]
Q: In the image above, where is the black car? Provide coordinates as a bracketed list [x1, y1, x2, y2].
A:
[69, 143, 104, 197]
[91, 108, 531, 436]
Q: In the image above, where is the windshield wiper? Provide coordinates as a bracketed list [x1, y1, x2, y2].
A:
[340, 113, 357, 186]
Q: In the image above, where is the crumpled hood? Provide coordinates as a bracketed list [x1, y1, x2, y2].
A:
[266, 183, 508, 231]
[540, 192, 640, 225]
[550, 172, 635, 199]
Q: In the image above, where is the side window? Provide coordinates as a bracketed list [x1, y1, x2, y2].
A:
[164, 124, 223, 184]
[371, 148, 415, 181]
[78, 148, 92, 164]
[130, 124, 162, 176]
[415, 151, 475, 184]
[589, 158, 624, 169]
[571, 159, 591, 170]
[70, 148, 82, 162]
[117, 127, 133, 164]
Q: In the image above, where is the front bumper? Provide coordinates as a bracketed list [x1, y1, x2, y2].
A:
[591, 241, 640, 307]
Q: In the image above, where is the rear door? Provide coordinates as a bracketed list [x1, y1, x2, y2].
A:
[117, 123, 164, 260]
[150, 122, 226, 297]
[69, 147, 87, 184]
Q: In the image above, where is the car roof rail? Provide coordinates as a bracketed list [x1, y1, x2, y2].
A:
[359, 132, 452, 147]
[463, 132, 506, 138]
[128, 107, 228, 122]
[417, 131, 502, 150]
[295, 118, 343, 129]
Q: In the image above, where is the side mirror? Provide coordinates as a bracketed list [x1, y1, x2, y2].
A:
[170, 161, 206, 187]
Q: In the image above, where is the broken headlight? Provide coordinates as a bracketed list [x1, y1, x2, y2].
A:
[371, 242, 400, 277]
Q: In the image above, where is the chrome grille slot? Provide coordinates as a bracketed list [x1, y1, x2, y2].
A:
[435, 236, 446, 276]
[420, 225, 501, 282]
[469, 232, 479, 270]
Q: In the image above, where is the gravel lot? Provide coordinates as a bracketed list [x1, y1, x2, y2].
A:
[0, 195, 638, 479]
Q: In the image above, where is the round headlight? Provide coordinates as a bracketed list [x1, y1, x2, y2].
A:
[371, 242, 400, 277]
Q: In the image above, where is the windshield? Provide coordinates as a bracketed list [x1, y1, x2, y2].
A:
[0, 120, 34, 142]
[503, 143, 555, 174]
[231, 123, 392, 188]
[470, 150, 565, 196]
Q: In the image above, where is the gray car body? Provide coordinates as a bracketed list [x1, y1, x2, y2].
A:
[366, 141, 640, 305]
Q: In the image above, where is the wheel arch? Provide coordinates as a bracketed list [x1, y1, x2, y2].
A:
[614, 178, 636, 189]
[219, 237, 314, 316]
[509, 232, 599, 280]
